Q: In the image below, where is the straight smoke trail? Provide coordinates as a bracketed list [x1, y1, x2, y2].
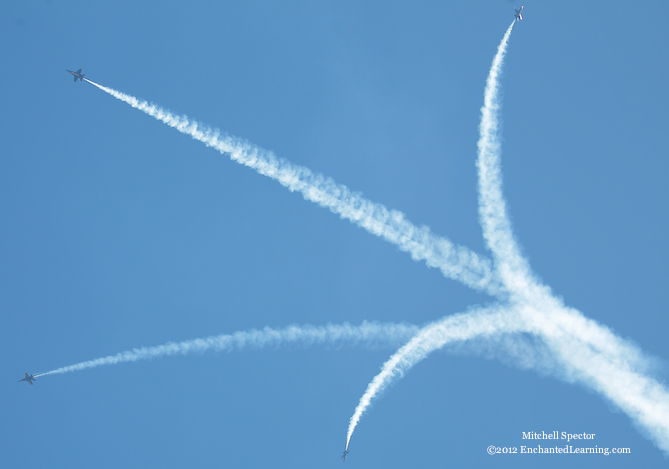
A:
[345, 20, 669, 456]
[82, 78, 501, 296]
[36, 322, 419, 377]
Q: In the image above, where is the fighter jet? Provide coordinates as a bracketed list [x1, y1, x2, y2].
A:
[341, 449, 349, 462]
[66, 68, 86, 83]
[18, 373, 36, 386]
[514, 6, 524, 21]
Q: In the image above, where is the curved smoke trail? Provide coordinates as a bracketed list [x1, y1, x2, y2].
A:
[82, 78, 500, 296]
[344, 20, 669, 456]
[36, 322, 419, 377]
[345, 305, 524, 450]
[475, 22, 532, 287]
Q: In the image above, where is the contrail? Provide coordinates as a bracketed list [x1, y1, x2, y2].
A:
[344, 20, 669, 456]
[514, 299, 669, 454]
[475, 21, 533, 290]
[345, 305, 523, 450]
[35, 321, 419, 378]
[82, 78, 501, 296]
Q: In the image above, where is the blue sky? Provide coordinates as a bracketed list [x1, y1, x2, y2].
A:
[2, 1, 668, 468]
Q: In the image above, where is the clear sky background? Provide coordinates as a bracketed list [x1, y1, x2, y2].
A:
[2, 1, 668, 468]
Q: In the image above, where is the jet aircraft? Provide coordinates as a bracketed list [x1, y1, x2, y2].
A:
[514, 6, 524, 21]
[18, 373, 36, 385]
[341, 449, 349, 462]
[66, 68, 86, 82]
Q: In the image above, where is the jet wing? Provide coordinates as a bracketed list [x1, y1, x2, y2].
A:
[73, 75, 77, 82]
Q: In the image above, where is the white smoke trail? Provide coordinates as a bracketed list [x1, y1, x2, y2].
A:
[345, 305, 523, 450]
[519, 299, 669, 453]
[344, 20, 669, 456]
[82, 78, 500, 296]
[35, 321, 419, 377]
[475, 21, 533, 291]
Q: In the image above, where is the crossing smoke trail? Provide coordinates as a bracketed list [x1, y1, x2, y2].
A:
[82, 78, 500, 297]
[470, 20, 669, 453]
[74, 22, 669, 455]
[35, 322, 419, 377]
[345, 20, 669, 455]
